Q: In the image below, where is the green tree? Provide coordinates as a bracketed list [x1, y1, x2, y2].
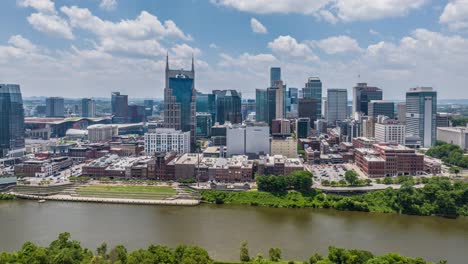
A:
[109, 245, 127, 264]
[240, 241, 250, 262]
[344, 171, 359, 186]
[268, 248, 281, 262]
[96, 243, 107, 258]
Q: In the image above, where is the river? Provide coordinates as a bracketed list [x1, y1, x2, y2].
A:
[0, 200, 467, 263]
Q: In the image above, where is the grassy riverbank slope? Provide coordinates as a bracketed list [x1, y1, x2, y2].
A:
[201, 177, 468, 218]
[0, 233, 442, 264]
[76, 185, 176, 200]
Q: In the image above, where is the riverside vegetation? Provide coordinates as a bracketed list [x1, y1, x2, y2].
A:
[0, 233, 444, 264]
[201, 171, 468, 218]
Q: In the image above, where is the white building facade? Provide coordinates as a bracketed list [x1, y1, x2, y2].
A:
[144, 128, 190, 155]
[375, 123, 406, 145]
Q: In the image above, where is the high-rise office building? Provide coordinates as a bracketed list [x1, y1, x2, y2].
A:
[46, 97, 65, 118]
[397, 103, 407, 124]
[406, 87, 437, 148]
[111, 92, 128, 123]
[213, 89, 242, 124]
[270, 67, 281, 87]
[298, 98, 319, 126]
[128, 104, 146, 123]
[144, 100, 154, 117]
[81, 98, 96, 118]
[375, 121, 406, 145]
[255, 89, 268, 123]
[266, 87, 277, 126]
[326, 89, 348, 125]
[163, 55, 196, 146]
[274, 80, 286, 119]
[287, 87, 298, 114]
[368, 100, 395, 119]
[196, 92, 215, 121]
[302, 77, 322, 118]
[241, 99, 256, 120]
[352, 83, 383, 116]
[0, 84, 25, 158]
[196, 112, 212, 138]
[296, 118, 310, 139]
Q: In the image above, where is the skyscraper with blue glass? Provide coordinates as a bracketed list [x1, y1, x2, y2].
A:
[270, 67, 281, 87]
[0, 84, 25, 158]
[164, 55, 196, 146]
[302, 77, 322, 118]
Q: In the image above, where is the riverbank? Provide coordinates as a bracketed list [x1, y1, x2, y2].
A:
[0, 232, 441, 264]
[11, 192, 199, 206]
[201, 177, 468, 218]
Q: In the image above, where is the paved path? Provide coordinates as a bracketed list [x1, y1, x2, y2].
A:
[10, 192, 200, 206]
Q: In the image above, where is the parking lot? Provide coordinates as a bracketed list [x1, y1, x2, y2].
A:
[308, 164, 351, 183]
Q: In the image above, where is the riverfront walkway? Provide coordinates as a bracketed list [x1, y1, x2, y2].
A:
[10, 192, 200, 206]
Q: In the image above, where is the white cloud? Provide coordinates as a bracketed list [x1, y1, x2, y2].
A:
[318, 10, 338, 24]
[17, 0, 55, 13]
[250, 18, 268, 34]
[171, 44, 201, 58]
[8, 35, 37, 52]
[61, 6, 191, 41]
[211, 0, 330, 15]
[18, 0, 74, 39]
[27, 12, 74, 39]
[333, 0, 428, 21]
[212, 0, 428, 23]
[268, 35, 317, 60]
[209, 43, 218, 49]
[315, 35, 362, 54]
[99, 0, 117, 11]
[440, 0, 468, 31]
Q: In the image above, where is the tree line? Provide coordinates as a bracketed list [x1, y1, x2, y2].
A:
[0, 233, 443, 264]
[202, 177, 468, 218]
[426, 141, 468, 168]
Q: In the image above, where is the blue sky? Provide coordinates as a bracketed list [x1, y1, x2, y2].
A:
[1, 0, 468, 99]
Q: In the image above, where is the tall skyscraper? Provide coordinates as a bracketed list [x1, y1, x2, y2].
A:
[255, 89, 268, 123]
[45, 97, 64, 118]
[274, 80, 286, 119]
[111, 92, 128, 123]
[164, 55, 196, 145]
[298, 98, 319, 127]
[397, 103, 407, 124]
[368, 100, 395, 119]
[144, 99, 154, 117]
[406, 87, 437, 148]
[326, 89, 348, 125]
[0, 84, 25, 158]
[81, 98, 96, 118]
[302, 77, 322, 118]
[270, 67, 281, 87]
[352, 83, 383, 116]
[266, 87, 277, 126]
[128, 104, 146, 123]
[213, 89, 242, 124]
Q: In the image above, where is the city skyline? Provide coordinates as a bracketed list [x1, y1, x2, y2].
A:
[0, 0, 467, 99]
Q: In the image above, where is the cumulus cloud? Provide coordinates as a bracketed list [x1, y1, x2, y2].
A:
[440, 0, 468, 31]
[333, 0, 428, 22]
[27, 12, 74, 39]
[99, 0, 117, 11]
[61, 6, 191, 41]
[211, 0, 330, 15]
[18, 0, 74, 39]
[315, 35, 362, 54]
[268, 35, 317, 60]
[250, 18, 268, 34]
[212, 0, 429, 23]
[17, 0, 55, 13]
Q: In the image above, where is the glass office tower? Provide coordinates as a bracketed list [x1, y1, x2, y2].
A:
[0, 84, 25, 158]
[302, 77, 322, 118]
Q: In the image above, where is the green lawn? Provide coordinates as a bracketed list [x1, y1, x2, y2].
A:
[76, 185, 177, 200]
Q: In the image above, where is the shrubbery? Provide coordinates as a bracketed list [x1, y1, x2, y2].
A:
[202, 177, 468, 218]
[0, 233, 440, 264]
